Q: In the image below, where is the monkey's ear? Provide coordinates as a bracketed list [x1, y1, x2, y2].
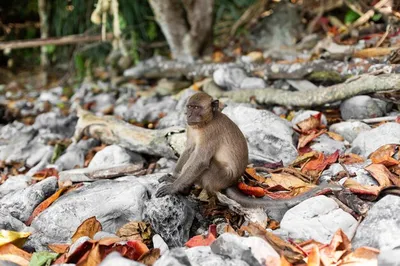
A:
[212, 100, 219, 111]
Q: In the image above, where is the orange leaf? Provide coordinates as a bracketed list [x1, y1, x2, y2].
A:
[125, 240, 150, 260]
[32, 168, 59, 180]
[296, 115, 321, 133]
[319, 229, 351, 265]
[298, 129, 327, 149]
[343, 179, 381, 197]
[365, 164, 393, 187]
[245, 168, 266, 182]
[306, 245, 320, 266]
[370, 144, 399, 166]
[302, 151, 339, 173]
[339, 153, 365, 165]
[71, 217, 102, 243]
[0, 243, 32, 266]
[341, 246, 379, 264]
[48, 243, 70, 254]
[237, 182, 266, 197]
[26, 186, 70, 225]
[185, 225, 217, 248]
[326, 131, 344, 141]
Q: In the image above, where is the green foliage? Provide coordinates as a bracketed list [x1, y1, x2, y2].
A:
[29, 251, 58, 266]
[344, 10, 360, 24]
[215, 0, 256, 22]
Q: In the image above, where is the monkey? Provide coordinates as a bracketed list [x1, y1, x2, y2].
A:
[156, 92, 341, 209]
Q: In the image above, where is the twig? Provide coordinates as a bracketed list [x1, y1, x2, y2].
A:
[361, 116, 398, 124]
[0, 33, 113, 50]
[375, 24, 391, 47]
[352, 0, 390, 28]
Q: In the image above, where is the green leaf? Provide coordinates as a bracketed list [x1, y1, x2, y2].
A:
[372, 13, 382, 21]
[29, 251, 58, 266]
[344, 10, 360, 24]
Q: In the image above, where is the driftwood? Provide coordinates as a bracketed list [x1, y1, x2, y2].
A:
[123, 56, 400, 80]
[74, 107, 186, 159]
[204, 73, 400, 107]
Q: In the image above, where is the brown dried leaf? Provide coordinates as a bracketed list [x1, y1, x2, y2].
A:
[326, 131, 344, 141]
[0, 243, 31, 266]
[339, 153, 365, 165]
[343, 179, 381, 197]
[340, 246, 380, 265]
[245, 167, 266, 182]
[369, 144, 399, 167]
[306, 245, 320, 266]
[71, 217, 102, 243]
[32, 168, 59, 180]
[48, 243, 70, 254]
[298, 129, 327, 149]
[242, 222, 304, 263]
[320, 229, 351, 265]
[291, 151, 319, 167]
[296, 115, 321, 133]
[138, 248, 161, 266]
[116, 221, 152, 243]
[365, 164, 393, 187]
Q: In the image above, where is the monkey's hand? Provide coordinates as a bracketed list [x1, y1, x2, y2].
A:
[158, 173, 176, 183]
[155, 184, 176, 197]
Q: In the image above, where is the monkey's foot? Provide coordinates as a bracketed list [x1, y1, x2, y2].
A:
[155, 184, 176, 197]
[158, 173, 175, 183]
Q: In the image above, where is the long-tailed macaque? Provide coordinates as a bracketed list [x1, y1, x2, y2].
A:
[156, 92, 339, 209]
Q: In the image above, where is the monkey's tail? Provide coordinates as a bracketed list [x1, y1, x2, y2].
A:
[225, 183, 341, 209]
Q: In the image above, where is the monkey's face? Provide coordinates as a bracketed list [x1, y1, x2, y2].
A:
[185, 103, 212, 126]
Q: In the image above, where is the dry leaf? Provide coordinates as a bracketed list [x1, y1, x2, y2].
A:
[291, 151, 319, 167]
[365, 164, 393, 187]
[237, 182, 266, 197]
[185, 225, 217, 248]
[223, 224, 239, 235]
[296, 115, 322, 133]
[32, 168, 59, 180]
[242, 222, 304, 263]
[48, 243, 70, 254]
[339, 154, 365, 165]
[116, 221, 152, 243]
[319, 229, 351, 265]
[125, 240, 150, 260]
[0, 243, 32, 266]
[341, 246, 380, 265]
[0, 230, 31, 248]
[343, 179, 381, 197]
[306, 245, 320, 266]
[369, 144, 399, 166]
[245, 167, 266, 182]
[326, 131, 344, 141]
[71, 217, 102, 243]
[26, 186, 70, 225]
[138, 248, 161, 266]
[302, 151, 339, 177]
[298, 129, 327, 149]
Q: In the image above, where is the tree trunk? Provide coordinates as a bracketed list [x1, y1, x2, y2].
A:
[148, 0, 214, 62]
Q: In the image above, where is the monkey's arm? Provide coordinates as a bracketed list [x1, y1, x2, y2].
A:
[156, 147, 213, 197]
[225, 183, 342, 209]
[173, 148, 191, 176]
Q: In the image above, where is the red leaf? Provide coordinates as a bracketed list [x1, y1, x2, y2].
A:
[237, 182, 266, 197]
[185, 225, 217, 248]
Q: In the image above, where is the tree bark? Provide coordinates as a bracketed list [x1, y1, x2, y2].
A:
[148, 0, 214, 62]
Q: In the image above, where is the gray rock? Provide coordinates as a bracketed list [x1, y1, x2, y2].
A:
[378, 249, 400, 266]
[239, 77, 266, 90]
[310, 134, 345, 155]
[25, 145, 53, 168]
[91, 94, 116, 114]
[39, 87, 63, 105]
[351, 123, 400, 157]
[250, 2, 302, 49]
[100, 251, 145, 266]
[0, 210, 33, 231]
[88, 144, 145, 168]
[155, 78, 191, 96]
[0, 177, 58, 222]
[340, 95, 385, 120]
[29, 178, 148, 250]
[93, 231, 118, 240]
[0, 175, 31, 198]
[186, 246, 249, 266]
[153, 248, 192, 266]
[280, 196, 358, 243]
[213, 68, 247, 90]
[222, 105, 297, 165]
[352, 195, 400, 250]
[210, 234, 261, 266]
[33, 112, 77, 138]
[55, 139, 100, 170]
[291, 110, 327, 128]
[211, 233, 279, 266]
[119, 96, 177, 123]
[329, 121, 371, 143]
[143, 195, 195, 248]
[320, 162, 378, 186]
